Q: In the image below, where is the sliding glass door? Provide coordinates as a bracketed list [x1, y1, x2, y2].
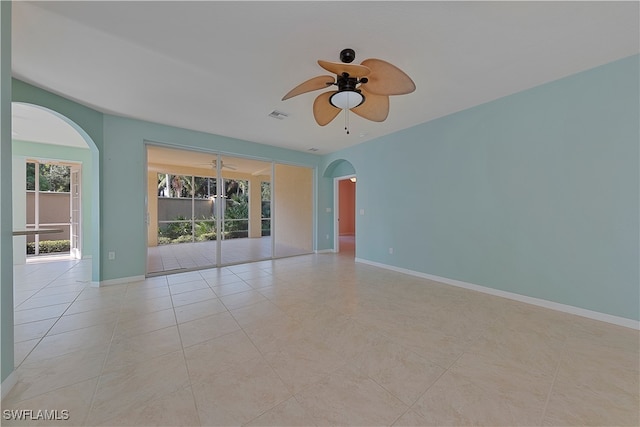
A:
[146, 145, 313, 276]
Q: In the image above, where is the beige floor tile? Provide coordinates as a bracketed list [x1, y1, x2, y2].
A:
[351, 336, 445, 406]
[235, 269, 272, 281]
[244, 276, 285, 290]
[392, 409, 430, 426]
[6, 348, 106, 403]
[211, 281, 254, 297]
[95, 387, 199, 427]
[31, 283, 86, 298]
[118, 295, 174, 320]
[174, 298, 228, 324]
[204, 273, 245, 287]
[26, 322, 115, 362]
[169, 279, 210, 295]
[13, 303, 70, 325]
[14, 339, 39, 368]
[412, 352, 552, 426]
[113, 307, 177, 338]
[75, 284, 127, 301]
[171, 287, 216, 307]
[543, 380, 640, 426]
[242, 314, 307, 355]
[64, 294, 123, 316]
[47, 308, 120, 336]
[8, 255, 638, 426]
[295, 364, 408, 426]
[124, 284, 171, 301]
[15, 292, 79, 311]
[13, 290, 39, 307]
[229, 300, 290, 328]
[378, 322, 469, 369]
[1, 377, 97, 426]
[191, 357, 291, 426]
[166, 271, 205, 285]
[264, 337, 347, 394]
[305, 313, 389, 362]
[561, 337, 638, 381]
[569, 317, 640, 353]
[466, 322, 565, 375]
[13, 318, 57, 343]
[245, 396, 316, 426]
[184, 329, 261, 385]
[103, 325, 183, 373]
[178, 311, 240, 348]
[219, 289, 269, 310]
[89, 351, 190, 425]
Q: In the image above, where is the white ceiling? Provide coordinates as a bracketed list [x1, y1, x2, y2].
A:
[11, 1, 639, 154]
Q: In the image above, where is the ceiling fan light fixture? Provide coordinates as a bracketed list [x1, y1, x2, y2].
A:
[329, 90, 364, 110]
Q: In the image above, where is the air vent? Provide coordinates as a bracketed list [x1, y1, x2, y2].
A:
[268, 110, 289, 120]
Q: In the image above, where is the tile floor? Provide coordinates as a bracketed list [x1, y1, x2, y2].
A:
[146, 236, 310, 275]
[3, 249, 639, 426]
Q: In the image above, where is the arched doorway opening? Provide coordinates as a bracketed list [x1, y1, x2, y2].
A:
[323, 159, 356, 256]
[11, 102, 100, 280]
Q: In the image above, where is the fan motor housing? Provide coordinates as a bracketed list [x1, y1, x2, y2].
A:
[336, 73, 360, 92]
[340, 48, 356, 63]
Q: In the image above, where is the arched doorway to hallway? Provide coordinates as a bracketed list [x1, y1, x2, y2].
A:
[335, 175, 356, 257]
[323, 159, 357, 257]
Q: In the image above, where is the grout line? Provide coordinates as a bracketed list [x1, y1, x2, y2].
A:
[82, 279, 130, 427]
[171, 279, 204, 427]
[539, 338, 567, 425]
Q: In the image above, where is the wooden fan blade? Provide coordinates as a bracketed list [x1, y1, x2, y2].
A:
[313, 91, 341, 126]
[317, 60, 371, 77]
[359, 59, 416, 95]
[351, 88, 389, 122]
[282, 75, 335, 100]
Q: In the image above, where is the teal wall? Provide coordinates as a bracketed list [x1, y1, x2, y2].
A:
[12, 141, 93, 258]
[320, 55, 639, 321]
[100, 114, 320, 280]
[11, 80, 321, 282]
[12, 80, 103, 284]
[1, 0, 13, 385]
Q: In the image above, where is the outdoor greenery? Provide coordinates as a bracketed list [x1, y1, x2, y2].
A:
[225, 193, 249, 238]
[156, 173, 271, 244]
[27, 163, 71, 192]
[27, 239, 71, 254]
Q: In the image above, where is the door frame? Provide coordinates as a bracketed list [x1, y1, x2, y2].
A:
[333, 174, 356, 253]
[69, 163, 82, 259]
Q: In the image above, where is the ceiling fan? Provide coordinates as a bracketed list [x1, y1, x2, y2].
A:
[196, 159, 237, 171]
[282, 48, 415, 133]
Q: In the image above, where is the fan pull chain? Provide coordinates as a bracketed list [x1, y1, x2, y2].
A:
[344, 93, 350, 135]
[344, 108, 350, 134]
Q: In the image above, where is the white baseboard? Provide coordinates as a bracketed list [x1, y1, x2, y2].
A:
[355, 258, 640, 330]
[316, 249, 335, 254]
[1, 371, 17, 400]
[92, 275, 146, 287]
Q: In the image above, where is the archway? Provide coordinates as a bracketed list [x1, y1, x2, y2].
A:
[11, 102, 100, 282]
[324, 159, 357, 255]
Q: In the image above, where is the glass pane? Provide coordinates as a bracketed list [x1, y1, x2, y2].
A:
[261, 181, 271, 237]
[147, 146, 221, 275]
[274, 163, 313, 258]
[223, 178, 249, 240]
[26, 162, 36, 191]
[220, 156, 272, 265]
[157, 174, 194, 244]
